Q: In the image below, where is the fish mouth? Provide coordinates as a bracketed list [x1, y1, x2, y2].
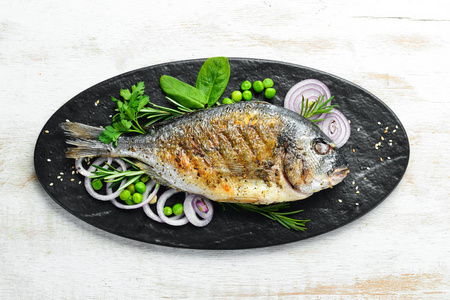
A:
[329, 166, 350, 186]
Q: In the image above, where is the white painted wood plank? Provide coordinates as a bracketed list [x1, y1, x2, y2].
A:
[1, 0, 449, 298]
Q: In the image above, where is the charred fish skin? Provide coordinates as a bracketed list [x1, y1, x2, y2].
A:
[63, 101, 349, 204]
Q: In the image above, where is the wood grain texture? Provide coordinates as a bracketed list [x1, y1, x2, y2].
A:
[1, 0, 449, 299]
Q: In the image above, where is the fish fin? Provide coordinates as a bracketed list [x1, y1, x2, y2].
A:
[61, 122, 114, 159]
[134, 161, 173, 187]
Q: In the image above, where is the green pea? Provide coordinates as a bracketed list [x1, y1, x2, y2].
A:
[263, 78, 274, 88]
[163, 206, 173, 216]
[241, 80, 252, 90]
[222, 97, 233, 105]
[133, 192, 143, 204]
[91, 179, 103, 191]
[264, 87, 276, 99]
[135, 181, 146, 194]
[126, 183, 136, 194]
[253, 80, 264, 93]
[242, 90, 252, 101]
[231, 91, 242, 102]
[125, 197, 134, 205]
[120, 189, 131, 201]
[173, 203, 184, 216]
[140, 175, 150, 183]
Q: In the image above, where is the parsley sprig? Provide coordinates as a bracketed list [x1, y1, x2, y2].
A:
[99, 82, 149, 146]
[300, 95, 337, 122]
[227, 203, 310, 231]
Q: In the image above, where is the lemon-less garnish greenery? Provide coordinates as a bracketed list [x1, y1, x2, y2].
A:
[299, 95, 337, 123]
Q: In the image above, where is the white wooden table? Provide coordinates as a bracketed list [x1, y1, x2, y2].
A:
[1, 0, 449, 298]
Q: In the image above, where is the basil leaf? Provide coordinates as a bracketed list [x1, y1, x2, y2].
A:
[196, 57, 230, 107]
[160, 75, 207, 109]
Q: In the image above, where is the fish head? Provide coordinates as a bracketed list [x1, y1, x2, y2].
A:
[283, 133, 349, 196]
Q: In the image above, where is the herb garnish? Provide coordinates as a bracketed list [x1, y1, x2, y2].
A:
[300, 95, 337, 122]
[227, 203, 310, 231]
[99, 82, 149, 146]
[89, 158, 146, 191]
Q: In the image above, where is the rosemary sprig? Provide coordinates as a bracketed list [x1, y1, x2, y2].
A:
[89, 158, 145, 190]
[139, 97, 195, 127]
[300, 95, 338, 122]
[229, 203, 310, 231]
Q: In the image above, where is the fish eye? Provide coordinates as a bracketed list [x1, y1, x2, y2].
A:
[313, 138, 331, 155]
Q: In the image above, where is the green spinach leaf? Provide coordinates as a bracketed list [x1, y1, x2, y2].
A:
[160, 75, 207, 109]
[195, 57, 230, 107]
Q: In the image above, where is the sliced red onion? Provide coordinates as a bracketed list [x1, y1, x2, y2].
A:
[317, 108, 351, 148]
[84, 158, 126, 201]
[184, 194, 214, 227]
[76, 157, 113, 177]
[110, 180, 159, 210]
[156, 189, 189, 226]
[284, 79, 332, 120]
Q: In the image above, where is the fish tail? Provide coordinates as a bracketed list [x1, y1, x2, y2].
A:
[61, 122, 114, 159]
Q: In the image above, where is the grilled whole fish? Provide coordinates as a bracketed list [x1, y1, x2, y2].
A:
[63, 101, 349, 205]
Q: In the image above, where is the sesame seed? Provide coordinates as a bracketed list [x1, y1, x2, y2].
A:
[380, 157, 383, 162]
[395, 125, 398, 129]
[356, 191, 360, 194]
[363, 177, 367, 180]
[385, 127, 389, 130]
[66, 119, 70, 122]
[57, 176, 61, 179]
[352, 149, 355, 152]
[49, 183, 54, 186]
[387, 156, 391, 160]
[78, 181, 82, 184]
[381, 136, 384, 141]
[355, 186, 359, 190]
[338, 199, 343, 203]
[45, 130, 49, 133]
[47, 159, 51, 162]
[70, 179, 74, 182]
[352, 181, 355, 185]
[367, 167, 371, 170]
[377, 122, 381, 125]
[72, 171, 75, 175]
[60, 172, 64, 175]
[60, 178, 63, 181]
[357, 128, 360, 132]
[393, 129, 397, 133]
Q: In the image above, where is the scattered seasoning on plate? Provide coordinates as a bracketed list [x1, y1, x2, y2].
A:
[45, 130, 49, 134]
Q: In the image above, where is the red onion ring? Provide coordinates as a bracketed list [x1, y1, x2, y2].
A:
[317, 108, 351, 148]
[284, 79, 332, 120]
[76, 157, 112, 177]
[156, 189, 189, 226]
[84, 158, 126, 201]
[183, 194, 214, 227]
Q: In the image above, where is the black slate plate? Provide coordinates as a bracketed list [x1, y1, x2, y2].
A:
[34, 58, 409, 249]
